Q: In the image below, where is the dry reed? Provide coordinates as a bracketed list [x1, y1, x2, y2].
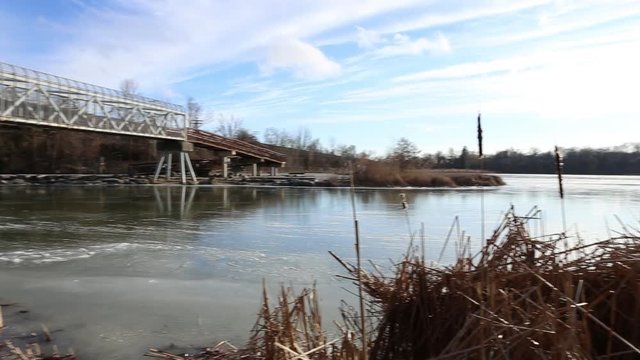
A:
[333, 207, 640, 359]
[154, 207, 640, 359]
[353, 163, 504, 187]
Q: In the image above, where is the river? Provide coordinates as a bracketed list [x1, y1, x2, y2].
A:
[1, 174, 639, 359]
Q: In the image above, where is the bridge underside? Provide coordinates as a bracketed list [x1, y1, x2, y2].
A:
[153, 138, 285, 183]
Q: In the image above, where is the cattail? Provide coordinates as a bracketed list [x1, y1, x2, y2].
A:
[477, 113, 483, 158]
[554, 146, 564, 199]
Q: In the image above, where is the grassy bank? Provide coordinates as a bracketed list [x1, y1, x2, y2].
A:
[354, 163, 505, 187]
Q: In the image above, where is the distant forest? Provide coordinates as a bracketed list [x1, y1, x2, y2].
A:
[344, 136, 640, 175]
[444, 147, 640, 175]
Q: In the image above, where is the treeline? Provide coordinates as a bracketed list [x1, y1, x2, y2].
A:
[383, 138, 640, 175]
[484, 148, 640, 175]
[210, 119, 365, 172]
[4, 118, 640, 176]
[217, 119, 640, 175]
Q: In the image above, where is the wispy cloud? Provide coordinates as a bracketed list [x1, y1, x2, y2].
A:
[354, 25, 452, 58]
[355, 26, 384, 49]
[392, 55, 542, 82]
[260, 38, 341, 80]
[37, 0, 428, 90]
[375, 0, 553, 36]
[373, 32, 451, 57]
[479, 0, 640, 47]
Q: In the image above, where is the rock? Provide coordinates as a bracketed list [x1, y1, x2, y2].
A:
[102, 178, 123, 184]
[286, 179, 315, 187]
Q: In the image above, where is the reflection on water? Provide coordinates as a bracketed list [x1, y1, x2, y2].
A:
[1, 176, 640, 359]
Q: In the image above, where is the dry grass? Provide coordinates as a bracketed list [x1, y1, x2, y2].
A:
[354, 163, 504, 187]
[153, 207, 640, 359]
[335, 208, 640, 359]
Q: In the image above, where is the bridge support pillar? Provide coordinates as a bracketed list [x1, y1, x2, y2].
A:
[154, 141, 197, 184]
[222, 157, 231, 178]
[218, 151, 237, 178]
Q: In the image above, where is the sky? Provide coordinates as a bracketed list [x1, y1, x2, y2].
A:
[1, 0, 639, 156]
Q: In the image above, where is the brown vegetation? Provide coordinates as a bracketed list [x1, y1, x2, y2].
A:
[151, 207, 640, 359]
[348, 209, 640, 359]
[354, 162, 504, 187]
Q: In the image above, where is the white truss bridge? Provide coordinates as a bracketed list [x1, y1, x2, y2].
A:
[0, 61, 187, 140]
[0, 61, 286, 183]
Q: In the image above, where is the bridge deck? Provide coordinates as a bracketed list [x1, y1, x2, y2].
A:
[187, 129, 286, 164]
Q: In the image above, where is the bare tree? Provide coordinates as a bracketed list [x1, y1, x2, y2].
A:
[214, 114, 244, 138]
[119, 79, 138, 97]
[389, 137, 421, 169]
[187, 97, 202, 129]
[263, 127, 321, 150]
[295, 128, 313, 150]
[264, 127, 293, 147]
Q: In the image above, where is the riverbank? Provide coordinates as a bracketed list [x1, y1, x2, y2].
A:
[0, 174, 154, 186]
[0, 170, 505, 188]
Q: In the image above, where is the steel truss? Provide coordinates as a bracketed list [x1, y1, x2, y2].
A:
[0, 62, 186, 140]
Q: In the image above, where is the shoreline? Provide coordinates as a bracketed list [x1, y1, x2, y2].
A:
[0, 171, 505, 188]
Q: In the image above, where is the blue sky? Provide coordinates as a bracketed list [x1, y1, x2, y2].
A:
[1, 0, 639, 155]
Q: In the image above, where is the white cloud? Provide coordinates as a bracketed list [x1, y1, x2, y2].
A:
[356, 26, 383, 48]
[261, 39, 341, 80]
[374, 32, 451, 57]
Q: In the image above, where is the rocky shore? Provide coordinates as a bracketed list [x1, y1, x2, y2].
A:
[0, 174, 153, 186]
[0, 171, 505, 188]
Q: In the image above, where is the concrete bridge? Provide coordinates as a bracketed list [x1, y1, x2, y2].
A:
[0, 61, 286, 183]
